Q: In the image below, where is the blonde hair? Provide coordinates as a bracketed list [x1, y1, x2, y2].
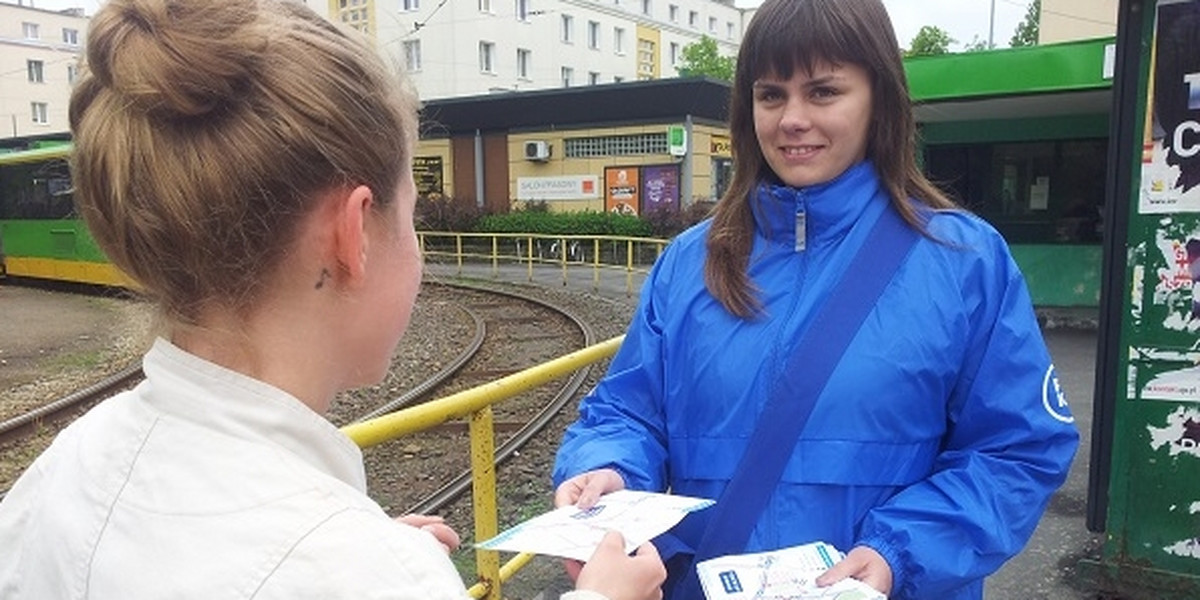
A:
[69, 0, 418, 325]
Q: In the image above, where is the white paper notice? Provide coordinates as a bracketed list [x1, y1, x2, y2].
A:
[475, 490, 713, 562]
[696, 541, 887, 600]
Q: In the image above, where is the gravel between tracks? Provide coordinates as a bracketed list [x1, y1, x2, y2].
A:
[0, 277, 637, 598]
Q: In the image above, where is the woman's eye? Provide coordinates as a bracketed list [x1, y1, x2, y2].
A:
[755, 89, 783, 102]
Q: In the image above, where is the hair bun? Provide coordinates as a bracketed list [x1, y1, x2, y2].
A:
[85, 0, 265, 119]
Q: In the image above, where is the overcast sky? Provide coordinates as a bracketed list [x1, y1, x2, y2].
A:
[17, 0, 1035, 52]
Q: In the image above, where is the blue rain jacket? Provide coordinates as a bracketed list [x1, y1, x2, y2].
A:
[552, 161, 1079, 599]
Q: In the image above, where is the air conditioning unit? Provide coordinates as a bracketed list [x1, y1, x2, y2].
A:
[524, 140, 551, 161]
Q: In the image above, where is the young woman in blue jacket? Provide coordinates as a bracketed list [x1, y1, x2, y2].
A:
[552, 0, 1080, 598]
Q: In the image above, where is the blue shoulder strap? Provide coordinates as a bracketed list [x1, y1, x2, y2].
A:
[671, 204, 921, 600]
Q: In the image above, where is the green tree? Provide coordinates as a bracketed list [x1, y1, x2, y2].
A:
[1010, 0, 1040, 47]
[962, 34, 992, 52]
[676, 35, 735, 81]
[906, 25, 954, 57]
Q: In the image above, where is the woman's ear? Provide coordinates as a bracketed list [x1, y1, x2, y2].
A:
[332, 185, 374, 284]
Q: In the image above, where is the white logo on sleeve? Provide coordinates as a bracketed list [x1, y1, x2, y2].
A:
[1042, 365, 1074, 423]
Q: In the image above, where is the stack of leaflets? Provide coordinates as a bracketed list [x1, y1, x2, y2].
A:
[695, 541, 887, 600]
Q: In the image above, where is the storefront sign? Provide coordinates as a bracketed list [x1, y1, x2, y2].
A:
[413, 156, 444, 196]
[516, 176, 600, 200]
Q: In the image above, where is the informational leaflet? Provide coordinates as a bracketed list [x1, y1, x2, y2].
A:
[696, 541, 887, 600]
[475, 490, 713, 562]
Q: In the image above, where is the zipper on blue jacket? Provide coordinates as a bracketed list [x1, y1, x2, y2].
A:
[794, 190, 807, 253]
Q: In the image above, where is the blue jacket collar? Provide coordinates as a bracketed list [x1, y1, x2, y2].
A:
[751, 161, 886, 249]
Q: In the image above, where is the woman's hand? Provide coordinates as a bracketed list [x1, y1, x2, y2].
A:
[575, 531, 665, 600]
[815, 545, 893, 595]
[394, 514, 460, 553]
[554, 468, 626, 510]
[554, 468, 627, 581]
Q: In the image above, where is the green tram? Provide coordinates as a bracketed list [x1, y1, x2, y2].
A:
[0, 142, 129, 287]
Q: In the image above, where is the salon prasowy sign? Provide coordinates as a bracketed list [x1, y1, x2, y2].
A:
[516, 176, 600, 201]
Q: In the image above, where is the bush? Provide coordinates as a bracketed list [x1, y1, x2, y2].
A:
[416, 194, 715, 239]
[415, 194, 485, 232]
[475, 208, 653, 237]
[642, 200, 717, 238]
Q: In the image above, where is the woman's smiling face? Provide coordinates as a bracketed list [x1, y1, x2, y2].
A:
[752, 61, 873, 187]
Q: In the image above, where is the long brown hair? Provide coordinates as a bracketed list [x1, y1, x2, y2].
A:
[69, 0, 418, 326]
[705, 0, 955, 318]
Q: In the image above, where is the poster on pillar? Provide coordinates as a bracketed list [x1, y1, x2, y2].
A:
[640, 165, 680, 216]
[1138, 0, 1200, 214]
[1128, 0, 1200, 403]
[605, 167, 640, 215]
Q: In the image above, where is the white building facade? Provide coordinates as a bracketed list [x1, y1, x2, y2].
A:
[312, 0, 746, 100]
[0, 2, 87, 140]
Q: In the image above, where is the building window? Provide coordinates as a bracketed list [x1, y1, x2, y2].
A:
[614, 27, 625, 54]
[641, 0, 651, 16]
[402, 0, 418, 10]
[62, 28, 78, 45]
[708, 16, 717, 33]
[517, 48, 531, 79]
[561, 66, 573, 87]
[515, 0, 529, 22]
[67, 63, 79, 85]
[31, 102, 48, 125]
[565, 133, 669, 157]
[22, 22, 39, 39]
[479, 41, 496, 73]
[670, 42, 679, 66]
[688, 10, 697, 28]
[27, 60, 44, 83]
[637, 38, 656, 80]
[727, 21, 735, 39]
[613, 75, 624, 83]
[479, 0, 492, 12]
[589, 71, 601, 85]
[403, 40, 421, 71]
[588, 21, 600, 50]
[561, 14, 573, 43]
[669, 4, 678, 22]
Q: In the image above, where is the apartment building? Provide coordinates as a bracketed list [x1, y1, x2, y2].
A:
[1040, 0, 1118, 44]
[312, 0, 746, 100]
[0, 2, 87, 140]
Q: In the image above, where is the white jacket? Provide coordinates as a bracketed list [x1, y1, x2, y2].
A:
[0, 338, 604, 600]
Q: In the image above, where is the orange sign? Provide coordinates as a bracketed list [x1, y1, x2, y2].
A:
[605, 167, 640, 215]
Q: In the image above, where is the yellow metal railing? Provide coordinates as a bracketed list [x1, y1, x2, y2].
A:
[340, 335, 626, 600]
[417, 231, 668, 297]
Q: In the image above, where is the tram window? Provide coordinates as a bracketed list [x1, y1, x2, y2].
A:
[0, 159, 75, 219]
[924, 138, 1106, 244]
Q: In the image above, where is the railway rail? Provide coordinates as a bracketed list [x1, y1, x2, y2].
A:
[0, 281, 598, 539]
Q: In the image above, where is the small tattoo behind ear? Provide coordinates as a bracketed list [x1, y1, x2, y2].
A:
[315, 268, 332, 289]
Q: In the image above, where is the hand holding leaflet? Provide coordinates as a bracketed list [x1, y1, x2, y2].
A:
[476, 490, 713, 561]
[695, 541, 887, 600]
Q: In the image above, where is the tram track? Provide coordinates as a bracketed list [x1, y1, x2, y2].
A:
[0, 282, 599, 524]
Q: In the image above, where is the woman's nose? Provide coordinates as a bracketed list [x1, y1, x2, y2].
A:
[778, 98, 812, 132]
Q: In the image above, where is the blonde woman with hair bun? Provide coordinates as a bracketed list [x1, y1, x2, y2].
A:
[0, 1, 664, 598]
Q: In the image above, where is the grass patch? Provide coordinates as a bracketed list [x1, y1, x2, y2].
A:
[48, 349, 106, 371]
